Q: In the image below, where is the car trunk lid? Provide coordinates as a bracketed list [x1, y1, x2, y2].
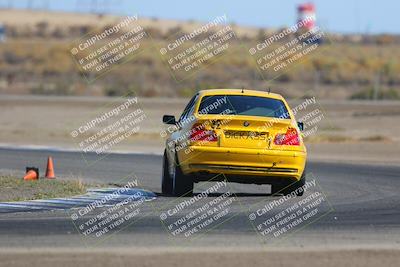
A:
[194, 115, 292, 149]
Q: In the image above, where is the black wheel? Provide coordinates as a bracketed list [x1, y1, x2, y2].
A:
[171, 154, 193, 197]
[161, 150, 173, 195]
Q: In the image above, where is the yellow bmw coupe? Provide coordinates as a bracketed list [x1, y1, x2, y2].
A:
[162, 89, 307, 197]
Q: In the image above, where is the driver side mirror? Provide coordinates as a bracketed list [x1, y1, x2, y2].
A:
[163, 115, 176, 125]
[297, 122, 304, 131]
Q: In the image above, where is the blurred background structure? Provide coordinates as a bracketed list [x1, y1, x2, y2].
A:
[297, 2, 317, 31]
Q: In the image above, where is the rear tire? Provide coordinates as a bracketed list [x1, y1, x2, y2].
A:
[172, 156, 193, 197]
[283, 172, 306, 196]
[161, 150, 173, 195]
[272, 171, 306, 196]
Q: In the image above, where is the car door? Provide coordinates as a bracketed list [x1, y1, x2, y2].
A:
[166, 94, 199, 164]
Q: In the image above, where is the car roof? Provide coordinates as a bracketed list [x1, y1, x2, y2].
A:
[197, 89, 284, 100]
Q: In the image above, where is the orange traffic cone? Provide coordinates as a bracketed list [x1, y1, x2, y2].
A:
[23, 167, 39, 180]
[45, 156, 56, 179]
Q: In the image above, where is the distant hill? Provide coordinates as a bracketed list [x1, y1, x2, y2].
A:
[0, 9, 398, 100]
[0, 9, 267, 38]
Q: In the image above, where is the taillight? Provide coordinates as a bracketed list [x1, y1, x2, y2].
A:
[274, 128, 300, 146]
[190, 123, 218, 142]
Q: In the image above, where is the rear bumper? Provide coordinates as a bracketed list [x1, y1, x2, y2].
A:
[178, 146, 306, 181]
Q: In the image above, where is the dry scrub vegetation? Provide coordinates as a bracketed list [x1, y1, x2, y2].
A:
[0, 10, 399, 99]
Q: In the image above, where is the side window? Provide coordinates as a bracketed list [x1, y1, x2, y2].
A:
[178, 94, 198, 123]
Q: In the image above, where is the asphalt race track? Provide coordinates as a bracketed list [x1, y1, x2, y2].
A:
[0, 148, 399, 248]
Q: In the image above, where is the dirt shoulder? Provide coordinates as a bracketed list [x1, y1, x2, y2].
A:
[307, 142, 400, 166]
[0, 247, 399, 267]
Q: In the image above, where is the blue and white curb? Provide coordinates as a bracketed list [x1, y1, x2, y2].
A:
[0, 188, 156, 213]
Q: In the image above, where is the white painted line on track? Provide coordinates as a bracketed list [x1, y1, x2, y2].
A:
[0, 188, 157, 213]
[0, 143, 163, 156]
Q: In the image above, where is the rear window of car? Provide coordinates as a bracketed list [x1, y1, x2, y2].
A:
[197, 95, 290, 119]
